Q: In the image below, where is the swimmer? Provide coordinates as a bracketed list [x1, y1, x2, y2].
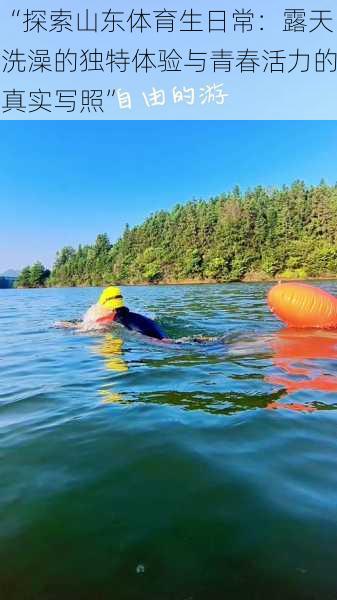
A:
[56, 286, 227, 345]
[56, 286, 167, 340]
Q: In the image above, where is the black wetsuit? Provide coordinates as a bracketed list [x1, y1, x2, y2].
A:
[115, 307, 166, 340]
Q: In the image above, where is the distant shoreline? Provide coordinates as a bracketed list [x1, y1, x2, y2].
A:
[14, 275, 337, 290]
[14, 182, 337, 290]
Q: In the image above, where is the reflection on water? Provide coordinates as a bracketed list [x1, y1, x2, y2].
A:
[99, 390, 124, 404]
[2, 284, 337, 600]
[93, 335, 128, 404]
[93, 335, 128, 373]
[265, 328, 337, 412]
[92, 328, 337, 415]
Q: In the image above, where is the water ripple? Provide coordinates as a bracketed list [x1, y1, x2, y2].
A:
[1, 285, 337, 599]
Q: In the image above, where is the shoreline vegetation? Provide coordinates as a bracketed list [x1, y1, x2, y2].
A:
[16, 181, 337, 288]
[15, 276, 337, 290]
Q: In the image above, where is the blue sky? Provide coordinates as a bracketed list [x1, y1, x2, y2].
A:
[1, 121, 337, 271]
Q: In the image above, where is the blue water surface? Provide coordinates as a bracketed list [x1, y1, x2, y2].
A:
[1, 283, 337, 600]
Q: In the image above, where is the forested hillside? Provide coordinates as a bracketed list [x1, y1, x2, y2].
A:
[20, 182, 337, 287]
[16, 263, 50, 288]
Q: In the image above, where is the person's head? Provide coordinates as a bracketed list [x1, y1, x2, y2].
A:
[98, 286, 125, 314]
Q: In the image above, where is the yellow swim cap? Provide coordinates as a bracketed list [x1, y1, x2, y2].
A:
[98, 286, 125, 310]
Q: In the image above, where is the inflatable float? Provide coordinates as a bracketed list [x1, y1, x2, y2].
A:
[268, 282, 337, 329]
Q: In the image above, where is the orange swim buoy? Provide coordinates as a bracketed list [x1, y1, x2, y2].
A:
[268, 282, 337, 329]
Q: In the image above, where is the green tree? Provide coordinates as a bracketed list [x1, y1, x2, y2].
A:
[16, 266, 31, 288]
[29, 262, 49, 287]
[48, 182, 337, 286]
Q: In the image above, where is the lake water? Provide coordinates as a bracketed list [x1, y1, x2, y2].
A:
[1, 283, 337, 599]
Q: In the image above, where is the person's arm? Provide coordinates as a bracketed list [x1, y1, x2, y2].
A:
[54, 320, 82, 329]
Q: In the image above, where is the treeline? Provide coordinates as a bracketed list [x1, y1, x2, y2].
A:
[16, 262, 51, 288]
[46, 181, 337, 286]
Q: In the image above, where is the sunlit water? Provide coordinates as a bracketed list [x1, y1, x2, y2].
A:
[1, 283, 337, 599]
